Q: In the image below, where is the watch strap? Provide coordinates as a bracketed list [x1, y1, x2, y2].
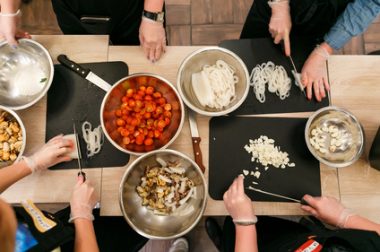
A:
[142, 10, 165, 23]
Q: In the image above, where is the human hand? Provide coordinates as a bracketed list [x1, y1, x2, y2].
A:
[69, 175, 97, 223]
[223, 175, 255, 222]
[0, 11, 31, 47]
[139, 17, 166, 63]
[301, 194, 354, 228]
[268, 0, 291, 56]
[301, 44, 332, 101]
[24, 135, 73, 173]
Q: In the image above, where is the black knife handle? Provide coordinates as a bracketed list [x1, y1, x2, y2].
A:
[57, 54, 90, 78]
[192, 137, 206, 173]
[78, 171, 86, 182]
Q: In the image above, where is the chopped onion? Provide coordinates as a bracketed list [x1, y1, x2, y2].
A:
[82, 121, 104, 157]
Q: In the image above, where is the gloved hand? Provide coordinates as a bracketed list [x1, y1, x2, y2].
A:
[268, 0, 291, 56]
[301, 44, 331, 101]
[301, 194, 355, 228]
[223, 175, 256, 222]
[139, 17, 166, 63]
[69, 175, 98, 223]
[0, 10, 31, 47]
[22, 135, 73, 173]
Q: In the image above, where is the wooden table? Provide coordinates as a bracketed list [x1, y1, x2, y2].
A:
[2, 36, 380, 222]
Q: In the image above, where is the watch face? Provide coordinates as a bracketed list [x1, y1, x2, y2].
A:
[157, 12, 165, 22]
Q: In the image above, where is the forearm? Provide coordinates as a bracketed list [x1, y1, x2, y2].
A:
[0, 160, 31, 193]
[74, 219, 99, 252]
[0, 0, 20, 12]
[144, 0, 164, 12]
[344, 215, 380, 235]
[324, 0, 380, 50]
[235, 225, 258, 252]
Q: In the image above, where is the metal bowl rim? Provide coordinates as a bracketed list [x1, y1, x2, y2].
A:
[305, 105, 364, 168]
[100, 73, 185, 156]
[0, 105, 27, 165]
[0, 39, 54, 110]
[118, 149, 208, 239]
[176, 46, 250, 117]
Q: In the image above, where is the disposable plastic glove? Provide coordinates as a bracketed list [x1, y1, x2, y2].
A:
[139, 17, 166, 63]
[69, 176, 98, 223]
[268, 0, 291, 56]
[301, 194, 355, 228]
[23, 135, 73, 173]
[301, 45, 331, 101]
[223, 175, 256, 222]
[0, 11, 31, 47]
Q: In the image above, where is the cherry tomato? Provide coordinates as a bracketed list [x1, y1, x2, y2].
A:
[146, 86, 154, 95]
[116, 118, 126, 126]
[144, 138, 153, 146]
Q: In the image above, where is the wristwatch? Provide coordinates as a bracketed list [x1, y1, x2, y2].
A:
[142, 10, 165, 23]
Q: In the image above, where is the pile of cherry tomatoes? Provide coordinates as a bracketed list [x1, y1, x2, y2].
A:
[114, 85, 173, 147]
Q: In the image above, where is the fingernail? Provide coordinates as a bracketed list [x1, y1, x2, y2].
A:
[11, 45, 18, 49]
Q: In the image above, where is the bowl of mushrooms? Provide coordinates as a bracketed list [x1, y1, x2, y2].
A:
[0, 106, 26, 168]
[305, 106, 364, 168]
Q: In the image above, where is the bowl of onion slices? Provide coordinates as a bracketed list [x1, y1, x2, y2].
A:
[119, 149, 207, 239]
[177, 47, 250, 116]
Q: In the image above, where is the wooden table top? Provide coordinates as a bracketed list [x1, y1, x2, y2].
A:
[2, 36, 379, 222]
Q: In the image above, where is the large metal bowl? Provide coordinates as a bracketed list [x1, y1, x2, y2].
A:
[305, 106, 364, 168]
[101, 73, 185, 156]
[119, 149, 207, 239]
[0, 39, 54, 110]
[177, 47, 250, 116]
[0, 105, 26, 168]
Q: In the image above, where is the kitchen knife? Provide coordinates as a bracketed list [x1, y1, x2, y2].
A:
[247, 186, 305, 203]
[57, 54, 111, 92]
[73, 124, 86, 181]
[288, 55, 306, 97]
[188, 110, 206, 173]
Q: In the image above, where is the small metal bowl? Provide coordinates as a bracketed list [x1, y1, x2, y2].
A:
[0, 39, 54, 110]
[0, 105, 26, 168]
[177, 47, 250, 116]
[305, 106, 364, 168]
[119, 149, 207, 239]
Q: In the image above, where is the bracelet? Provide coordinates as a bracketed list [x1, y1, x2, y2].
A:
[336, 209, 355, 228]
[68, 213, 95, 223]
[268, 0, 289, 8]
[20, 156, 38, 173]
[0, 9, 21, 17]
[315, 44, 331, 60]
[233, 216, 258, 226]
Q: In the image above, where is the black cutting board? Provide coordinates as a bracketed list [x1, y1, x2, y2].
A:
[219, 38, 330, 115]
[209, 116, 321, 202]
[47, 62, 130, 170]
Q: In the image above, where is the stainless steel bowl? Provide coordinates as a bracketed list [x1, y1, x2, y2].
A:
[305, 106, 364, 168]
[177, 47, 250, 116]
[0, 39, 54, 110]
[119, 149, 207, 239]
[0, 105, 26, 168]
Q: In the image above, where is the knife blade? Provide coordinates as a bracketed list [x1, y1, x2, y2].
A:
[247, 186, 301, 203]
[57, 54, 112, 92]
[188, 110, 205, 173]
[288, 55, 306, 97]
[73, 124, 86, 181]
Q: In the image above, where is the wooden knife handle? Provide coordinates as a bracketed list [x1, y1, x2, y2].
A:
[192, 137, 205, 173]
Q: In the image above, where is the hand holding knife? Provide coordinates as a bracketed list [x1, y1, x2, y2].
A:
[188, 110, 206, 173]
[73, 124, 86, 181]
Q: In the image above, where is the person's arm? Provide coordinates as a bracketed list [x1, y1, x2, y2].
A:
[223, 176, 258, 252]
[0, 160, 31, 193]
[268, 0, 292, 56]
[301, 195, 380, 235]
[0, 0, 30, 46]
[0, 135, 72, 193]
[301, 0, 380, 102]
[324, 0, 380, 51]
[139, 0, 166, 62]
[70, 176, 99, 252]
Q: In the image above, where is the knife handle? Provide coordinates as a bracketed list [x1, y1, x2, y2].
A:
[192, 137, 206, 173]
[57, 54, 90, 78]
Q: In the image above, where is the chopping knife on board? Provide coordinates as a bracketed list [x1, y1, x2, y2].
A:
[73, 124, 86, 181]
[247, 186, 308, 205]
[188, 110, 206, 173]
